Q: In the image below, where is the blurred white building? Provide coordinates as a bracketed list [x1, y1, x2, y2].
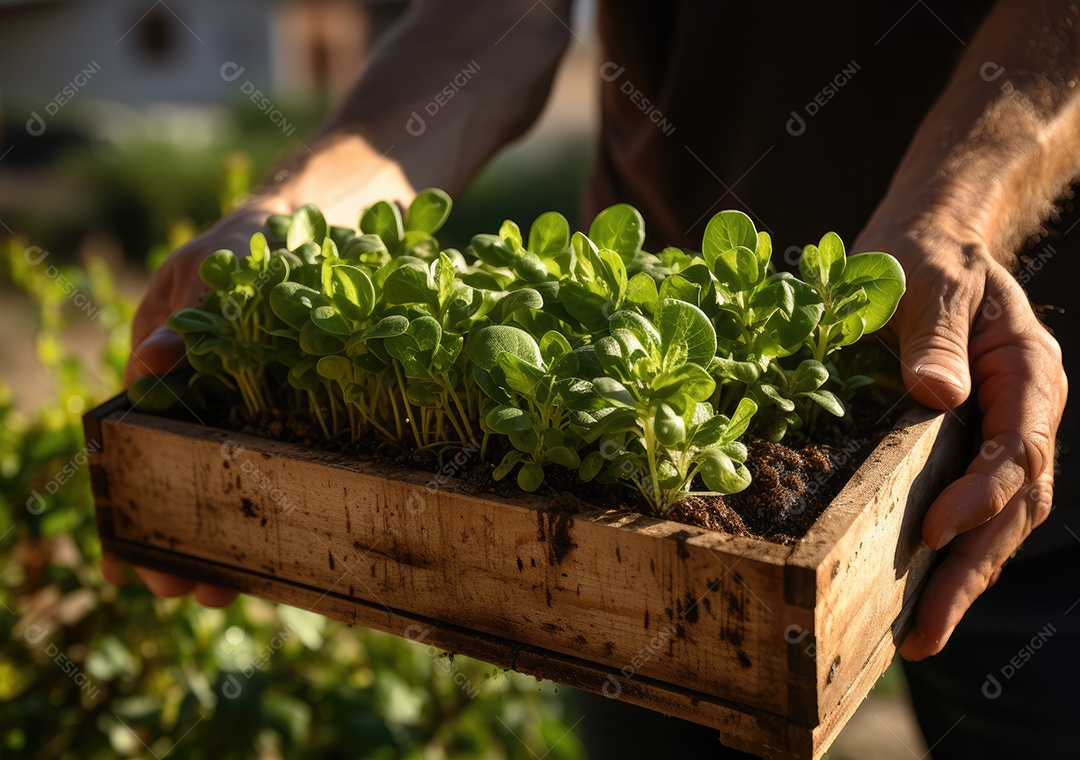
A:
[0, 0, 386, 105]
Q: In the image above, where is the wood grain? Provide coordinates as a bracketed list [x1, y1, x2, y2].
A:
[84, 398, 968, 760]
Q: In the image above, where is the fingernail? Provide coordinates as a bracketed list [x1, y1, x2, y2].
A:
[915, 363, 962, 390]
[935, 527, 957, 549]
[138, 325, 172, 349]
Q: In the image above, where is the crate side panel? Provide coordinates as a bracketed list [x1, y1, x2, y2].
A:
[98, 413, 794, 715]
[794, 408, 967, 721]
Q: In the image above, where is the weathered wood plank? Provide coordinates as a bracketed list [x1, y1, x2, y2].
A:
[85, 396, 968, 760]
[94, 410, 796, 715]
[788, 406, 968, 727]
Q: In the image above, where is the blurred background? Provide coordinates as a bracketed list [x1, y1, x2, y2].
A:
[0, 1, 922, 757]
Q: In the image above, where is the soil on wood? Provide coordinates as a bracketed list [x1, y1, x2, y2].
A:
[171, 397, 896, 545]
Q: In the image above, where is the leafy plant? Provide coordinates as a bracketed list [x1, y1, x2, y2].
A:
[1, 233, 584, 760]
[152, 192, 906, 517]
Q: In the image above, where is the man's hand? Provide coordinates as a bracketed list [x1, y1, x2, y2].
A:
[855, 227, 1066, 660]
[124, 205, 278, 386]
[109, 204, 283, 608]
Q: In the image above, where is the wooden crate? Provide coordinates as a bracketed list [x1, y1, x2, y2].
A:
[84, 394, 966, 759]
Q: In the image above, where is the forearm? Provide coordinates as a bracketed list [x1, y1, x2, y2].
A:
[248, 0, 572, 224]
[862, 0, 1080, 261]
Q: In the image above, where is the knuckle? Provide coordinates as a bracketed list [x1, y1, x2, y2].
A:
[1023, 427, 1055, 480]
[1024, 481, 1054, 531]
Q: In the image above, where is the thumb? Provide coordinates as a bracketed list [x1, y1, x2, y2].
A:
[124, 325, 189, 388]
[896, 301, 972, 411]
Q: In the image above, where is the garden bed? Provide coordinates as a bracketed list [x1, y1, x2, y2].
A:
[85, 394, 965, 759]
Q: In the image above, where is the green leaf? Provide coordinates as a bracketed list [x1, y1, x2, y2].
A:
[800, 232, 846, 288]
[343, 233, 389, 260]
[509, 428, 539, 454]
[806, 389, 846, 417]
[361, 201, 404, 250]
[758, 383, 795, 412]
[702, 210, 757, 267]
[723, 397, 757, 442]
[528, 211, 571, 256]
[287, 204, 327, 250]
[626, 272, 660, 313]
[755, 230, 773, 266]
[697, 448, 752, 494]
[546, 445, 581, 469]
[657, 298, 716, 369]
[539, 330, 573, 365]
[470, 234, 517, 269]
[499, 219, 523, 250]
[265, 213, 291, 239]
[474, 367, 514, 405]
[651, 363, 715, 403]
[316, 355, 352, 383]
[433, 252, 458, 309]
[362, 315, 410, 339]
[498, 352, 543, 395]
[558, 282, 611, 333]
[331, 264, 376, 320]
[492, 288, 544, 323]
[249, 232, 269, 263]
[792, 359, 830, 393]
[709, 356, 761, 384]
[654, 402, 686, 447]
[270, 282, 322, 330]
[711, 246, 760, 292]
[299, 320, 345, 355]
[486, 405, 534, 434]
[493, 451, 526, 480]
[596, 248, 628, 302]
[405, 188, 452, 234]
[199, 249, 237, 291]
[592, 377, 635, 408]
[167, 308, 225, 335]
[311, 305, 351, 335]
[588, 204, 645, 259]
[384, 265, 436, 311]
[578, 451, 606, 481]
[608, 310, 661, 358]
[517, 461, 546, 492]
[468, 325, 543, 371]
[837, 252, 906, 333]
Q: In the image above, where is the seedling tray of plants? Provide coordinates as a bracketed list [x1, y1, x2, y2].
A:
[86, 193, 968, 759]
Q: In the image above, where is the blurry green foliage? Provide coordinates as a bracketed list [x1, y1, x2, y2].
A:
[0, 236, 585, 759]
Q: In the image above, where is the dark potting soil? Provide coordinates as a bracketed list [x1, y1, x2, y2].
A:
[179, 398, 897, 545]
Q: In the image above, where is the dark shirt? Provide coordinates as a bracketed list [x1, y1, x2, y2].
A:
[588, 0, 1078, 558]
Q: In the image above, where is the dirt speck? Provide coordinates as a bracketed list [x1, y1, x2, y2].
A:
[536, 509, 577, 565]
[684, 592, 700, 624]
